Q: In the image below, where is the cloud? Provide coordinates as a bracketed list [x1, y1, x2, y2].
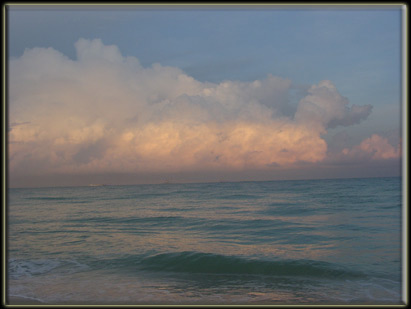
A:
[321, 133, 401, 169]
[9, 39, 376, 178]
[294, 80, 373, 131]
[341, 134, 401, 161]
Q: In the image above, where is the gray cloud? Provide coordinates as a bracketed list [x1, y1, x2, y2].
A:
[294, 80, 373, 130]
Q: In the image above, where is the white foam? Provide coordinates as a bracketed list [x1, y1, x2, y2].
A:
[8, 258, 90, 279]
[9, 259, 61, 279]
[9, 294, 45, 303]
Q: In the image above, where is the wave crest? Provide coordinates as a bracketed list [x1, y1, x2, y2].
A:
[140, 251, 364, 279]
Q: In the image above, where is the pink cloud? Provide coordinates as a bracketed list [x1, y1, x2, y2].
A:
[9, 39, 377, 179]
[341, 134, 401, 160]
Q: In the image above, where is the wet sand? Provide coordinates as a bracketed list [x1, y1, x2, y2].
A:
[7, 296, 44, 305]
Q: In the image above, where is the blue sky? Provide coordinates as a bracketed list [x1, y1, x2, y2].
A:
[7, 5, 404, 187]
[9, 7, 401, 85]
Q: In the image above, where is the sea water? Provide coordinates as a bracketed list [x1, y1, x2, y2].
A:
[7, 177, 403, 304]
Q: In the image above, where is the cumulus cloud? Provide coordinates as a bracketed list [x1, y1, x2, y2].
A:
[340, 134, 401, 161]
[294, 80, 372, 132]
[9, 38, 376, 178]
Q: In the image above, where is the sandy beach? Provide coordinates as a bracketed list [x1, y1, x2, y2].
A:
[7, 296, 44, 305]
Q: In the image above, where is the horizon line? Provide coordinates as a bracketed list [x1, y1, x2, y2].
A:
[7, 174, 401, 190]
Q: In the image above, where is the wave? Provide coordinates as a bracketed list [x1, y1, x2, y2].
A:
[138, 251, 365, 279]
[26, 197, 75, 201]
[21, 252, 365, 281]
[24, 196, 91, 204]
[8, 258, 89, 279]
[215, 194, 262, 200]
[66, 215, 186, 225]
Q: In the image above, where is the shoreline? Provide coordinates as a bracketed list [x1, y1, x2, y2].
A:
[8, 296, 44, 305]
[6, 296, 402, 306]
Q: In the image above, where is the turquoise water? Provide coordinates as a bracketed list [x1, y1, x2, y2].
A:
[7, 177, 403, 304]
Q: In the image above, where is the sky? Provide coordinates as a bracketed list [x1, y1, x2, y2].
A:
[6, 4, 404, 188]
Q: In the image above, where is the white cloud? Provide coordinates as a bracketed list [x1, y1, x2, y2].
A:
[9, 39, 376, 178]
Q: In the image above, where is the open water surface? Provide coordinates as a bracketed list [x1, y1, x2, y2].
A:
[7, 177, 403, 304]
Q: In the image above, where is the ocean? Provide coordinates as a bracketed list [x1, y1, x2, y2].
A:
[7, 177, 403, 305]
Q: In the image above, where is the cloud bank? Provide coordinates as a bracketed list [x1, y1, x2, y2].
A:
[8, 39, 397, 182]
